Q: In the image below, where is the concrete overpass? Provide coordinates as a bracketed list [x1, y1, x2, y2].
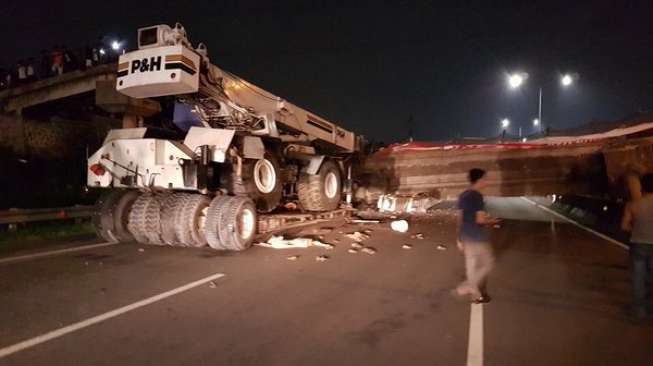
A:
[0, 64, 160, 125]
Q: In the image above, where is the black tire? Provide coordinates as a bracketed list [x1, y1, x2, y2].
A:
[218, 196, 257, 251]
[160, 193, 189, 246]
[128, 193, 163, 245]
[204, 195, 231, 250]
[93, 190, 138, 243]
[174, 194, 211, 248]
[222, 152, 282, 213]
[298, 159, 342, 211]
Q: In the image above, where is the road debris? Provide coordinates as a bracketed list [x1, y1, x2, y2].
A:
[346, 231, 370, 242]
[411, 233, 424, 239]
[138, 248, 145, 252]
[313, 227, 334, 235]
[377, 192, 441, 214]
[391, 220, 409, 232]
[350, 219, 381, 224]
[312, 241, 335, 250]
[436, 244, 447, 251]
[351, 242, 364, 249]
[209, 281, 217, 288]
[348, 248, 358, 254]
[361, 247, 377, 255]
[402, 244, 413, 249]
[256, 236, 335, 249]
[287, 255, 300, 261]
[493, 224, 502, 229]
[316, 255, 329, 262]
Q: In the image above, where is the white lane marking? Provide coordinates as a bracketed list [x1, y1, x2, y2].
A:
[0, 242, 120, 265]
[466, 304, 484, 366]
[0, 273, 225, 359]
[521, 197, 628, 250]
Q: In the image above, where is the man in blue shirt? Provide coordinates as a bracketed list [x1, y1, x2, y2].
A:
[455, 168, 499, 303]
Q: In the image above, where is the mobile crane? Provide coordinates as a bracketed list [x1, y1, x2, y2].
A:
[88, 23, 359, 251]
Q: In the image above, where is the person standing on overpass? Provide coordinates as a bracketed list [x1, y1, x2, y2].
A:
[622, 173, 653, 319]
[455, 168, 500, 303]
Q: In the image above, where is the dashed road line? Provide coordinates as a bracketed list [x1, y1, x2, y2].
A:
[0, 241, 119, 265]
[466, 303, 484, 366]
[521, 197, 628, 250]
[0, 272, 225, 359]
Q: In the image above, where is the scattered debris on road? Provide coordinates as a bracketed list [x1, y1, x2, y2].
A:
[209, 281, 217, 288]
[346, 232, 370, 242]
[391, 220, 409, 232]
[361, 247, 377, 255]
[348, 248, 358, 254]
[287, 255, 300, 261]
[312, 241, 335, 250]
[377, 192, 441, 214]
[351, 242, 364, 249]
[316, 255, 329, 262]
[411, 233, 424, 239]
[138, 248, 145, 253]
[436, 244, 447, 251]
[402, 244, 413, 250]
[349, 219, 381, 224]
[256, 236, 336, 249]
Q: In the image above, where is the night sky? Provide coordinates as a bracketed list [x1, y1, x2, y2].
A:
[2, 0, 652, 142]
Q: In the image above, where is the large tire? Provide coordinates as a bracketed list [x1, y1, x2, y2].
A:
[128, 193, 163, 245]
[160, 193, 189, 246]
[93, 190, 139, 243]
[204, 195, 231, 250]
[222, 152, 283, 213]
[298, 159, 342, 211]
[218, 196, 257, 251]
[174, 194, 211, 248]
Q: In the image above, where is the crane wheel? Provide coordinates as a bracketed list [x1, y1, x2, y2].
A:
[223, 152, 283, 213]
[204, 195, 232, 250]
[93, 190, 139, 243]
[160, 193, 189, 246]
[217, 196, 257, 251]
[128, 193, 164, 245]
[297, 159, 342, 212]
[174, 194, 211, 248]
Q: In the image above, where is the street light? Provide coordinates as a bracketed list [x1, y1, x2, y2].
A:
[506, 70, 578, 133]
[111, 40, 122, 52]
[507, 72, 527, 89]
[501, 118, 510, 128]
[561, 74, 573, 87]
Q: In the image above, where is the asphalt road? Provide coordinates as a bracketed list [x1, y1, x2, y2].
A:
[0, 197, 651, 365]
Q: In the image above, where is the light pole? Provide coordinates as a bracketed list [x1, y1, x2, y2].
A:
[506, 72, 578, 135]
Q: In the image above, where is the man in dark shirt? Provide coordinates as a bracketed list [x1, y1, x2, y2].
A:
[455, 168, 498, 303]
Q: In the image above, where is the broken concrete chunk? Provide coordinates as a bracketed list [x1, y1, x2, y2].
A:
[346, 232, 370, 242]
[350, 219, 380, 224]
[315, 255, 329, 262]
[138, 248, 145, 252]
[361, 247, 377, 255]
[351, 242, 364, 249]
[436, 245, 447, 251]
[411, 233, 425, 239]
[390, 220, 409, 233]
[313, 241, 335, 250]
[402, 244, 413, 250]
[348, 248, 358, 254]
[287, 255, 300, 261]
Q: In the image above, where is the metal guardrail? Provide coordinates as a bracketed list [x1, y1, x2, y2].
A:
[0, 206, 94, 225]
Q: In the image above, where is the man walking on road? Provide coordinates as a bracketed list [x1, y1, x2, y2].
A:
[455, 168, 499, 303]
[622, 173, 653, 319]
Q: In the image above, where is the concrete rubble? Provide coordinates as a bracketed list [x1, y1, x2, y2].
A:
[256, 236, 334, 249]
[315, 255, 329, 262]
[402, 244, 413, 250]
[391, 220, 409, 232]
